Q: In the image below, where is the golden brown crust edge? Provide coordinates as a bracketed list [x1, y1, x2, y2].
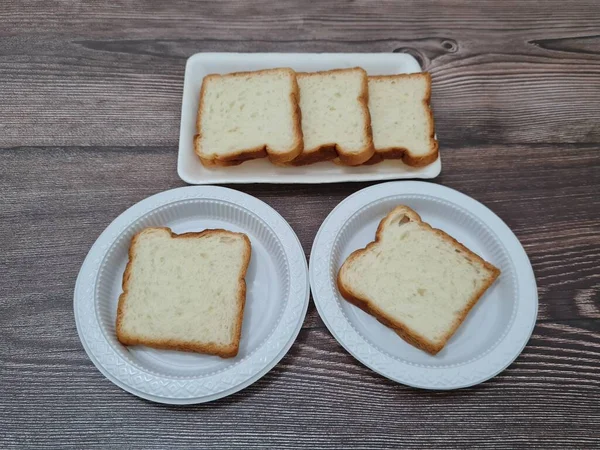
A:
[337, 206, 501, 355]
[287, 68, 375, 166]
[285, 145, 338, 166]
[194, 68, 303, 167]
[366, 73, 439, 168]
[115, 227, 252, 358]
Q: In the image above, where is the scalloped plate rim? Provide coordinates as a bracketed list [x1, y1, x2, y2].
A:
[309, 181, 538, 390]
[74, 186, 309, 404]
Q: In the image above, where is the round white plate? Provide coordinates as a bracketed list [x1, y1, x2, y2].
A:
[310, 181, 537, 390]
[74, 186, 309, 404]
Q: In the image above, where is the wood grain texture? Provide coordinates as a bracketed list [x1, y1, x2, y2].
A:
[1, 0, 599, 448]
[1, 1, 599, 147]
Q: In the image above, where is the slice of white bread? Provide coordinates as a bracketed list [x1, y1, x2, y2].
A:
[289, 68, 374, 166]
[194, 68, 303, 167]
[337, 206, 500, 355]
[365, 73, 438, 167]
[116, 227, 251, 358]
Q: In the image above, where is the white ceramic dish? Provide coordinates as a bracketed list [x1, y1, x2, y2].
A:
[310, 181, 537, 390]
[74, 186, 309, 404]
[177, 52, 441, 184]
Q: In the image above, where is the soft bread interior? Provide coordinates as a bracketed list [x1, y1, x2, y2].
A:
[197, 69, 301, 162]
[368, 74, 437, 161]
[117, 228, 250, 356]
[338, 206, 499, 353]
[297, 69, 373, 162]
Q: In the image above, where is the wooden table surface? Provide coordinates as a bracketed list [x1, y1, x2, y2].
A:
[1, 1, 599, 448]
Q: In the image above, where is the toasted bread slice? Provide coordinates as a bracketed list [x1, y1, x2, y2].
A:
[365, 73, 438, 167]
[116, 227, 251, 358]
[195, 68, 303, 166]
[337, 206, 500, 355]
[288, 68, 374, 166]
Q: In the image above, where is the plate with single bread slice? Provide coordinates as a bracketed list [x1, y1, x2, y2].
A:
[178, 52, 441, 184]
[74, 186, 309, 404]
[310, 181, 537, 390]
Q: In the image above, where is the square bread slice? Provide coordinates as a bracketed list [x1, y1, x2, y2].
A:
[337, 206, 500, 355]
[366, 73, 438, 167]
[116, 227, 251, 358]
[288, 68, 374, 166]
[194, 68, 303, 167]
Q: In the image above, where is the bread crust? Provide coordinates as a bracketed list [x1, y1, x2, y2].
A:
[285, 144, 338, 166]
[288, 68, 375, 166]
[115, 227, 251, 358]
[337, 206, 500, 355]
[194, 68, 303, 167]
[367, 73, 439, 167]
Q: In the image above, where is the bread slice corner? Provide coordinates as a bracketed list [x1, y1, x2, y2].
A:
[195, 67, 303, 167]
[367, 73, 438, 167]
[337, 205, 500, 355]
[116, 227, 251, 358]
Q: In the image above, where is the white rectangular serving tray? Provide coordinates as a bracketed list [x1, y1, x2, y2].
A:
[178, 52, 441, 184]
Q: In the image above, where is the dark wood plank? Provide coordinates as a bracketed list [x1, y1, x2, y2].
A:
[1, 0, 600, 448]
[1, 145, 599, 447]
[0, 1, 599, 147]
[2, 144, 597, 311]
[1, 325, 599, 449]
[0, 144, 599, 449]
